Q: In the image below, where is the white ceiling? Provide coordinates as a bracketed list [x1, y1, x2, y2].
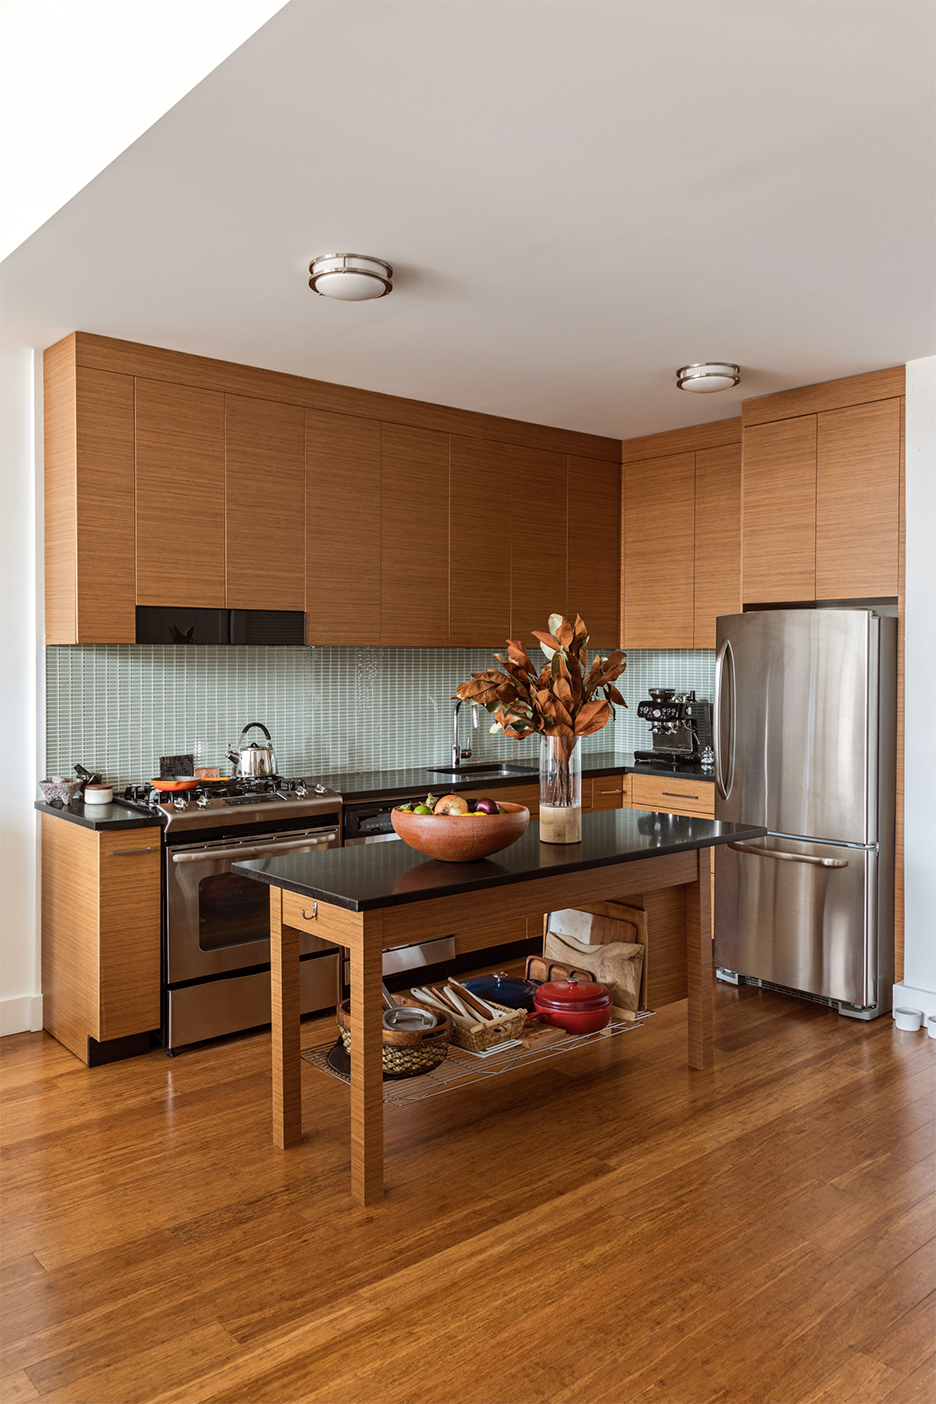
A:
[2, 0, 933, 440]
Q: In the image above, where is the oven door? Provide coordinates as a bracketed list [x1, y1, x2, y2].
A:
[166, 827, 339, 983]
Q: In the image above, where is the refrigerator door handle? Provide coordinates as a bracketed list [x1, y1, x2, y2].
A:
[728, 841, 849, 869]
[714, 638, 736, 801]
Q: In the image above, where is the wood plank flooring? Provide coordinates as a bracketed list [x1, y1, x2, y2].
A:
[1, 980, 933, 1404]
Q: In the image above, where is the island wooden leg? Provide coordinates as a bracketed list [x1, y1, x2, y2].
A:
[348, 915, 385, 1205]
[270, 888, 303, 1147]
[686, 851, 714, 1070]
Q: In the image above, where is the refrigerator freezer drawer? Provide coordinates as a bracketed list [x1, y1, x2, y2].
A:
[714, 837, 875, 1006]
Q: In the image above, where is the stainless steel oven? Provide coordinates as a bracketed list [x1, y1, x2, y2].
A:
[163, 802, 343, 1050]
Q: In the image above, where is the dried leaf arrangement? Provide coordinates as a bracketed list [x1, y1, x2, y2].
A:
[454, 613, 627, 746]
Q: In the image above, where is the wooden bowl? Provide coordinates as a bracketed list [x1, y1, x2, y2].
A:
[391, 800, 529, 862]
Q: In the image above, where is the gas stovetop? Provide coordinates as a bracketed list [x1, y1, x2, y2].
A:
[119, 777, 342, 831]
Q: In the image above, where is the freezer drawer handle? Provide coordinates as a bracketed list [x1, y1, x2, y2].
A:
[728, 842, 848, 869]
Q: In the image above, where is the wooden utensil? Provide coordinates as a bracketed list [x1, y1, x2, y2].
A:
[447, 979, 497, 1020]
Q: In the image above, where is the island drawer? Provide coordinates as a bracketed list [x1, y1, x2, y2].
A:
[588, 775, 631, 810]
[629, 774, 715, 818]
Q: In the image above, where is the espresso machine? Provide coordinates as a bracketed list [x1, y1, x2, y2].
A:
[634, 688, 709, 769]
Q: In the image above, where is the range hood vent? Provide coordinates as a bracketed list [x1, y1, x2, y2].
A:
[135, 608, 306, 646]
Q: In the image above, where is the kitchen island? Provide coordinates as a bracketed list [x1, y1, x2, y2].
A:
[235, 809, 766, 1204]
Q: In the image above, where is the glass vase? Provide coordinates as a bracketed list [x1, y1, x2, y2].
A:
[539, 735, 582, 843]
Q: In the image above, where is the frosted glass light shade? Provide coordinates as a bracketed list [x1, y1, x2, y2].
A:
[676, 362, 741, 392]
[308, 254, 393, 301]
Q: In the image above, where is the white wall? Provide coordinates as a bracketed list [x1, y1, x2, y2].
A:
[0, 348, 43, 1033]
[894, 354, 936, 1018]
[0, 0, 286, 259]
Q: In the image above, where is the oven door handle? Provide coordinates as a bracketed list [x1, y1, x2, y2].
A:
[171, 833, 338, 864]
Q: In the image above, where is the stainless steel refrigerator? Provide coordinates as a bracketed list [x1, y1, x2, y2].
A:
[713, 608, 896, 1019]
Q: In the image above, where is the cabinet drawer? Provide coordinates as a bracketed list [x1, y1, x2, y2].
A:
[629, 774, 715, 818]
[589, 775, 630, 811]
[461, 784, 539, 817]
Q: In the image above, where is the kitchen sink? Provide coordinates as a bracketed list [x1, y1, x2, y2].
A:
[425, 763, 537, 776]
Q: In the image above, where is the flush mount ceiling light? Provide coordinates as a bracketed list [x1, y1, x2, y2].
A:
[676, 362, 741, 393]
[308, 253, 393, 301]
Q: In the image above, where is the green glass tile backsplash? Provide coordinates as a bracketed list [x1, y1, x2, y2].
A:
[45, 644, 715, 787]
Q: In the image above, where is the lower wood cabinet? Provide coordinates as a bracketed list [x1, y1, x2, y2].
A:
[587, 775, 631, 810]
[41, 819, 161, 1064]
[628, 773, 715, 819]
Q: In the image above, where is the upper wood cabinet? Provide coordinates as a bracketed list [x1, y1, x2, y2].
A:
[741, 370, 904, 605]
[567, 456, 621, 646]
[224, 395, 305, 611]
[135, 379, 226, 608]
[305, 408, 382, 645]
[693, 443, 741, 646]
[741, 415, 817, 603]
[816, 399, 900, 599]
[380, 424, 450, 646]
[44, 343, 136, 644]
[623, 452, 696, 648]
[510, 446, 567, 648]
[449, 436, 512, 647]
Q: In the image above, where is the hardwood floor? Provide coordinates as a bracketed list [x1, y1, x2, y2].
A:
[1, 981, 933, 1404]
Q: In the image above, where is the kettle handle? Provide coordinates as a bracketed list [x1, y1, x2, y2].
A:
[239, 722, 272, 746]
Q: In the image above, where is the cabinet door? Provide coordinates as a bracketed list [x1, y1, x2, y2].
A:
[742, 416, 816, 603]
[76, 368, 136, 642]
[629, 773, 715, 818]
[449, 436, 511, 647]
[816, 399, 900, 599]
[225, 395, 305, 610]
[306, 409, 381, 645]
[694, 442, 741, 646]
[135, 379, 225, 607]
[510, 446, 567, 648]
[98, 830, 162, 1040]
[380, 423, 449, 646]
[623, 453, 695, 647]
[567, 456, 621, 646]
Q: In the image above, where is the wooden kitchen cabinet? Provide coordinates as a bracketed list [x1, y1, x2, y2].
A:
[741, 415, 817, 603]
[816, 399, 901, 599]
[588, 774, 631, 810]
[741, 371, 903, 606]
[623, 452, 695, 647]
[305, 409, 382, 644]
[135, 378, 226, 607]
[41, 817, 162, 1064]
[225, 394, 305, 610]
[628, 773, 715, 819]
[693, 443, 741, 645]
[567, 456, 621, 645]
[510, 446, 567, 648]
[43, 344, 137, 644]
[449, 436, 512, 646]
[380, 423, 450, 646]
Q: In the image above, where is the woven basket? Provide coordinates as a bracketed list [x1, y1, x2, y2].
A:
[404, 993, 528, 1052]
[335, 998, 451, 1078]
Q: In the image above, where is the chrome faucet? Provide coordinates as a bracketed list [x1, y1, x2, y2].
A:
[451, 700, 479, 769]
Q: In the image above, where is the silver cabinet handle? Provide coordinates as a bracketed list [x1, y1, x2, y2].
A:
[172, 836, 336, 864]
[663, 791, 699, 800]
[728, 842, 848, 869]
[107, 847, 156, 856]
[714, 638, 736, 802]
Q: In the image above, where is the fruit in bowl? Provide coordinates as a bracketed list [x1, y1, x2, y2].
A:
[391, 796, 529, 862]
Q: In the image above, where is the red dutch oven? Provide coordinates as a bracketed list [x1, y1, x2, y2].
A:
[532, 978, 612, 1035]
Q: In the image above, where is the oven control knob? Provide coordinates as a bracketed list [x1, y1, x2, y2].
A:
[295, 783, 307, 797]
[314, 784, 327, 794]
[197, 793, 210, 807]
[173, 796, 189, 810]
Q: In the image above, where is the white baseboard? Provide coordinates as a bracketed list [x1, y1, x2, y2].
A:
[0, 994, 43, 1036]
[891, 983, 936, 1024]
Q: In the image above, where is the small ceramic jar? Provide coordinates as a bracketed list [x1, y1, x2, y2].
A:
[83, 784, 113, 805]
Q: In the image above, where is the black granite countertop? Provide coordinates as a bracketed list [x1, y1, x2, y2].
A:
[314, 750, 713, 803]
[234, 810, 764, 912]
[34, 798, 162, 831]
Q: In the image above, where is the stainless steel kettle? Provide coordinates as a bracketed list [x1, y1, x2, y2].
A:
[227, 723, 277, 778]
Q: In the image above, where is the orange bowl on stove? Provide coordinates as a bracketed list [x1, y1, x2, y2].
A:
[391, 801, 529, 862]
